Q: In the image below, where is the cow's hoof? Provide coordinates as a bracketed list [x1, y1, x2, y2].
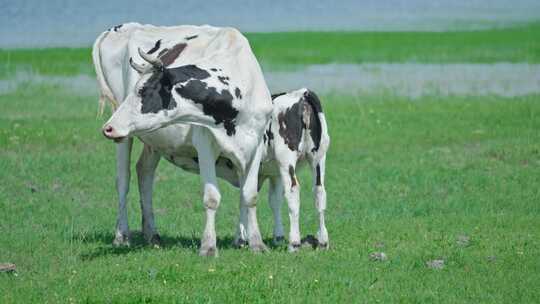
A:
[148, 234, 162, 248]
[199, 246, 218, 257]
[113, 234, 130, 247]
[232, 238, 248, 249]
[273, 236, 286, 246]
[250, 243, 269, 253]
[288, 242, 301, 253]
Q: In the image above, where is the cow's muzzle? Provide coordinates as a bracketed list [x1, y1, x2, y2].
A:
[102, 124, 126, 143]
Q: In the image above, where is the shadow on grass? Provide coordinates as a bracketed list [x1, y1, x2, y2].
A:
[76, 231, 284, 260]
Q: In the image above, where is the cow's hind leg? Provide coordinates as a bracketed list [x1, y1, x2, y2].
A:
[113, 138, 133, 247]
[311, 156, 328, 249]
[268, 176, 285, 245]
[193, 128, 221, 257]
[136, 144, 161, 246]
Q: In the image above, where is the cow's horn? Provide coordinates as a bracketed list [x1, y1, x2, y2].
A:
[129, 57, 147, 74]
[138, 47, 163, 68]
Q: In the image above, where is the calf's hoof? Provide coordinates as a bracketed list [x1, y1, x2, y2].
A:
[318, 242, 329, 250]
[199, 246, 219, 257]
[288, 242, 301, 253]
[113, 233, 131, 247]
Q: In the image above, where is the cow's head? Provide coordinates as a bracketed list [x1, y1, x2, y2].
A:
[102, 47, 217, 141]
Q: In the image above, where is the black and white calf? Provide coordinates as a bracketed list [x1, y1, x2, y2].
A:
[256, 89, 330, 251]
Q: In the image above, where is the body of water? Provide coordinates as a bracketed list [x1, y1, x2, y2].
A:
[1, 0, 540, 48]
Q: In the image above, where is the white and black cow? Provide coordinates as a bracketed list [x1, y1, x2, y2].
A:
[94, 23, 273, 256]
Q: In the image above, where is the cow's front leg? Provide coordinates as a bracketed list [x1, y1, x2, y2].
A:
[113, 138, 133, 246]
[193, 128, 221, 257]
[240, 144, 268, 253]
[136, 144, 161, 246]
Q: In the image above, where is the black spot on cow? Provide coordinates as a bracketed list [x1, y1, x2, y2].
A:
[235, 87, 242, 99]
[147, 39, 162, 54]
[210, 68, 218, 72]
[316, 164, 322, 186]
[288, 165, 297, 188]
[111, 24, 123, 32]
[218, 76, 230, 86]
[278, 101, 303, 151]
[304, 90, 323, 151]
[174, 79, 239, 136]
[139, 65, 210, 114]
[271, 92, 286, 100]
[185, 35, 198, 40]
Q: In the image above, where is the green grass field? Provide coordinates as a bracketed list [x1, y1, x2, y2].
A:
[1, 25, 540, 303]
[1, 22, 540, 78]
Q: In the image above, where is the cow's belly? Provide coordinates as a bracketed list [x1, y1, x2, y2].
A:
[138, 124, 240, 187]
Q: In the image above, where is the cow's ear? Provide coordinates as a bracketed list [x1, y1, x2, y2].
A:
[129, 57, 146, 74]
[159, 43, 187, 67]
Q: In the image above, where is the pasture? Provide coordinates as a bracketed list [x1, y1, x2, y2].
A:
[1, 24, 540, 303]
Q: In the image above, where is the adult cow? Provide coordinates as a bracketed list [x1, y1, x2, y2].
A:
[94, 23, 272, 256]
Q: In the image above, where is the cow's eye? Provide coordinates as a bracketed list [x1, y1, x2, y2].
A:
[137, 87, 144, 96]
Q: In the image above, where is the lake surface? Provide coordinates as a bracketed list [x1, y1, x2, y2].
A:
[3, 64, 539, 98]
[2, 0, 540, 48]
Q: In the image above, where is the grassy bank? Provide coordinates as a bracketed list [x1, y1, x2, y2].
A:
[1, 23, 539, 78]
[1, 84, 539, 302]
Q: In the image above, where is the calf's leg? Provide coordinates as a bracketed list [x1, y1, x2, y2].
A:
[268, 176, 285, 245]
[311, 156, 328, 248]
[279, 162, 302, 252]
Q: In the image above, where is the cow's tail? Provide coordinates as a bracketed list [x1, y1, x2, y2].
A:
[92, 30, 118, 116]
[303, 89, 330, 155]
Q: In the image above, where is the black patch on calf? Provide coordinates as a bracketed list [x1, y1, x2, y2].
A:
[303, 90, 324, 152]
[304, 89, 323, 113]
[265, 121, 274, 146]
[271, 92, 286, 100]
[185, 35, 198, 40]
[147, 39, 162, 54]
[316, 164, 322, 186]
[140, 65, 210, 114]
[234, 87, 242, 99]
[218, 76, 230, 85]
[210, 68, 218, 72]
[278, 101, 303, 151]
[288, 165, 297, 188]
[175, 80, 238, 136]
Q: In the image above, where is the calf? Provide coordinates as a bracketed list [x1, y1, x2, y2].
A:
[258, 89, 330, 251]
